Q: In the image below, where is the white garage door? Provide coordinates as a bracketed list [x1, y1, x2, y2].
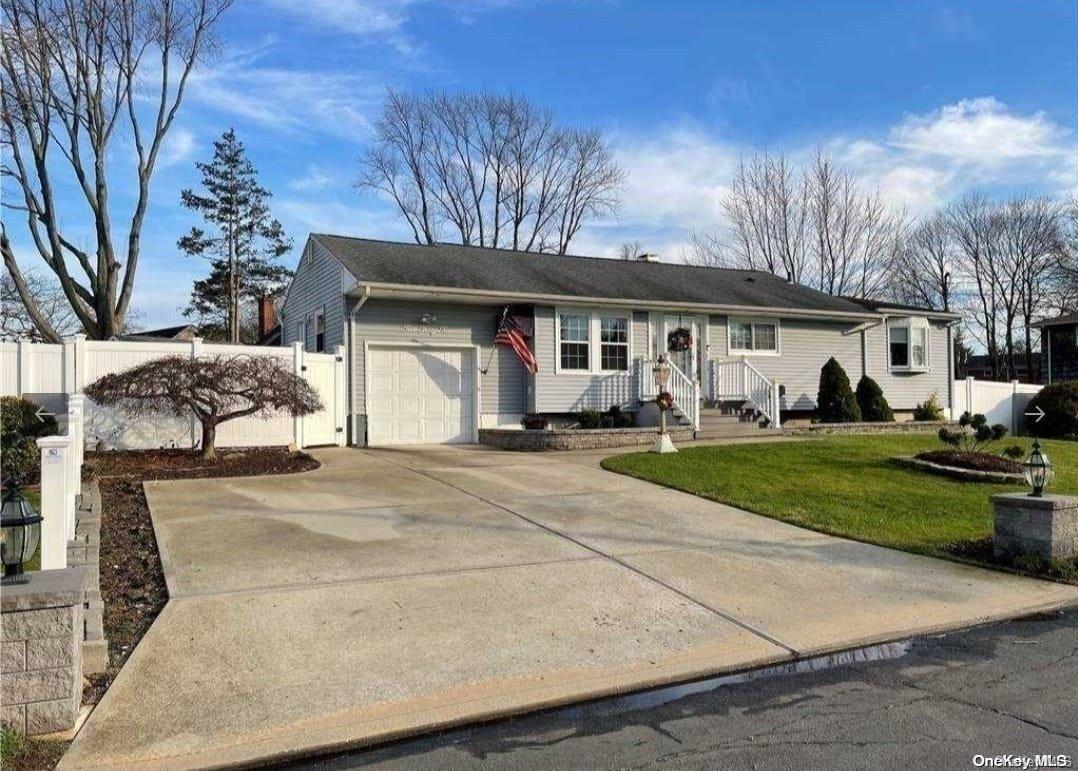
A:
[367, 347, 475, 445]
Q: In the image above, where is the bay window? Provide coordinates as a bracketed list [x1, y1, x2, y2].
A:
[888, 317, 930, 371]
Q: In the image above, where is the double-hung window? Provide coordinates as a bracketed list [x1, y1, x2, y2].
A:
[559, 313, 590, 371]
[728, 318, 779, 354]
[599, 316, 629, 371]
[889, 317, 929, 371]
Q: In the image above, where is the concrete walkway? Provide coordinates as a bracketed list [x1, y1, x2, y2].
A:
[61, 444, 1078, 769]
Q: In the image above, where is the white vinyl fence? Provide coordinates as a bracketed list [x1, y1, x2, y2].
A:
[36, 394, 85, 570]
[2, 335, 345, 451]
[951, 376, 1042, 434]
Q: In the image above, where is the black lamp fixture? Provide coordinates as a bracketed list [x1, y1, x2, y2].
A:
[1023, 439, 1053, 498]
[1, 481, 42, 583]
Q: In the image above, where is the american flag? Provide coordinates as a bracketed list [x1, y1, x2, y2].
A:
[495, 308, 538, 373]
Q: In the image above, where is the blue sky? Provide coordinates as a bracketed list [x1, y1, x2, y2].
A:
[11, 0, 1078, 328]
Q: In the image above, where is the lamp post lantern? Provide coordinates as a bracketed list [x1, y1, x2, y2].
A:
[650, 355, 678, 454]
[1, 482, 43, 583]
[1023, 439, 1053, 498]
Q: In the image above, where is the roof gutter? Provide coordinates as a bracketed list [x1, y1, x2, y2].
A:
[347, 281, 885, 323]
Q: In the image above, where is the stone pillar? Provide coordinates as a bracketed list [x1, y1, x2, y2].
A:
[1, 567, 88, 736]
[991, 493, 1078, 561]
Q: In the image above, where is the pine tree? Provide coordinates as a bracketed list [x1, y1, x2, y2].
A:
[179, 129, 293, 343]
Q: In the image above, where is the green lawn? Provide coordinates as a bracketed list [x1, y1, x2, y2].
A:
[601, 434, 1078, 561]
[24, 487, 41, 572]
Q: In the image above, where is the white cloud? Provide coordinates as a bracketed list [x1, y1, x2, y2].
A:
[158, 127, 198, 169]
[288, 165, 334, 192]
[889, 97, 1069, 163]
[186, 49, 383, 141]
[581, 98, 1078, 259]
[262, 0, 410, 37]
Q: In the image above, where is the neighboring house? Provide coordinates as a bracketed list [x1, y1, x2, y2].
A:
[961, 354, 1041, 384]
[280, 234, 959, 447]
[112, 324, 198, 342]
[1034, 313, 1078, 384]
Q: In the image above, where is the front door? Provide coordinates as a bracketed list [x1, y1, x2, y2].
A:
[664, 315, 700, 381]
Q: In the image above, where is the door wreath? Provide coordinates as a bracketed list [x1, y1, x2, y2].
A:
[667, 327, 692, 352]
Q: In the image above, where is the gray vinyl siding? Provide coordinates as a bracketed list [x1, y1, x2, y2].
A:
[532, 306, 646, 413]
[865, 320, 952, 410]
[710, 316, 864, 411]
[350, 299, 527, 417]
[280, 238, 350, 351]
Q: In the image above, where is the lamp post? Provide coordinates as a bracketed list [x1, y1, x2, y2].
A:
[1, 482, 43, 584]
[651, 355, 678, 454]
[1023, 439, 1053, 498]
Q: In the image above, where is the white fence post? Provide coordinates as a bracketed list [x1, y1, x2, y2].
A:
[293, 342, 304, 449]
[334, 344, 346, 447]
[18, 339, 33, 394]
[37, 436, 71, 570]
[71, 334, 87, 392]
[189, 337, 203, 449]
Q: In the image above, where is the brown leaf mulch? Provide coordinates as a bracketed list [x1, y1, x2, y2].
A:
[82, 447, 320, 703]
[914, 450, 1023, 474]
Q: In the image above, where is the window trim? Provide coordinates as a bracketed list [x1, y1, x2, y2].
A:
[726, 316, 781, 357]
[554, 307, 634, 375]
[887, 316, 931, 372]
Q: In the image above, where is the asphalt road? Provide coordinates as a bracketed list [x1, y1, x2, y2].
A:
[291, 609, 1078, 771]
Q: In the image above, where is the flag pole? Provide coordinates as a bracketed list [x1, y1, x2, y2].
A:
[482, 307, 508, 375]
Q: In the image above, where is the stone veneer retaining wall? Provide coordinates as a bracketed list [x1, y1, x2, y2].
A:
[69, 481, 107, 674]
[479, 426, 695, 451]
[782, 420, 957, 436]
[1, 566, 88, 736]
[891, 456, 1025, 484]
[992, 493, 1078, 561]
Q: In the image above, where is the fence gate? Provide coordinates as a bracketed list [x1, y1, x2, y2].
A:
[300, 349, 345, 448]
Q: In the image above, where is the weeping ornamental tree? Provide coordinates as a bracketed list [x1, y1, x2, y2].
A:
[85, 355, 322, 460]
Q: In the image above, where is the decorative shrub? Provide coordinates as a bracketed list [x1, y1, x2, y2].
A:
[913, 392, 945, 421]
[0, 396, 59, 486]
[855, 375, 894, 422]
[1024, 381, 1078, 438]
[578, 408, 602, 429]
[521, 413, 548, 430]
[937, 411, 1008, 453]
[816, 357, 861, 423]
[1002, 445, 1025, 460]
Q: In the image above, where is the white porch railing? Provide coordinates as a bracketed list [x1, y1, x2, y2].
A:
[709, 357, 781, 427]
[638, 357, 700, 430]
[36, 394, 85, 570]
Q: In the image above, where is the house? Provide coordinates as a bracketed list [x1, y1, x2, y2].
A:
[279, 234, 959, 446]
[113, 324, 198, 342]
[1034, 313, 1078, 384]
[961, 354, 1041, 384]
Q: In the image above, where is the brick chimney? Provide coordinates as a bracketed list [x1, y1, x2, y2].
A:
[258, 295, 278, 340]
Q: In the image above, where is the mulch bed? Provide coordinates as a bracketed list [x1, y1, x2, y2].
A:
[947, 537, 1078, 584]
[81, 448, 319, 704]
[914, 450, 1023, 474]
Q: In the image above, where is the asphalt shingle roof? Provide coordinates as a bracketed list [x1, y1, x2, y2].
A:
[313, 234, 878, 316]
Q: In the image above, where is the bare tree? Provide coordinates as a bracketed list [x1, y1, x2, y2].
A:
[1, 268, 77, 340]
[893, 212, 954, 312]
[1005, 196, 1061, 378]
[359, 90, 623, 255]
[1050, 196, 1078, 313]
[619, 240, 643, 260]
[949, 194, 1005, 378]
[1, 0, 233, 342]
[85, 354, 322, 460]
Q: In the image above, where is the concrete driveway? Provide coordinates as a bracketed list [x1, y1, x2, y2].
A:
[62, 444, 1078, 769]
